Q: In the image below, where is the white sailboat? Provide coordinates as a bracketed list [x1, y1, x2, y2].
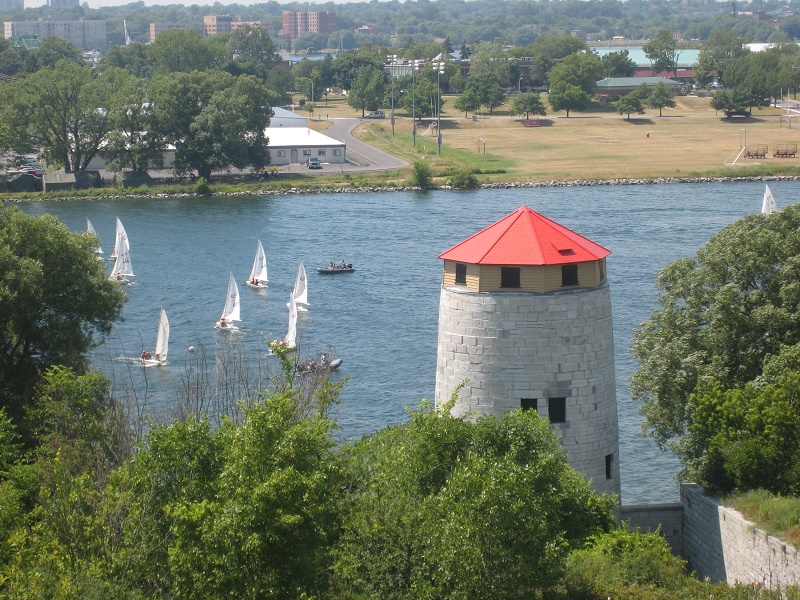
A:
[139, 307, 169, 367]
[762, 184, 778, 216]
[215, 272, 241, 331]
[86, 217, 103, 257]
[245, 239, 268, 289]
[271, 292, 297, 353]
[109, 217, 128, 260]
[287, 258, 309, 312]
[109, 235, 134, 284]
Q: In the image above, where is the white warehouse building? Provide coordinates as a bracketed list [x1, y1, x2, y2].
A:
[264, 126, 346, 166]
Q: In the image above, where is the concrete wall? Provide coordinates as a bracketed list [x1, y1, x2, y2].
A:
[620, 502, 684, 556]
[681, 484, 800, 589]
[434, 283, 620, 497]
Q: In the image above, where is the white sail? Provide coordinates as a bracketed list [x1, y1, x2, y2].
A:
[762, 184, 778, 216]
[220, 272, 241, 323]
[111, 217, 128, 258]
[110, 236, 134, 280]
[86, 218, 103, 255]
[247, 239, 268, 286]
[285, 293, 297, 349]
[292, 259, 309, 306]
[155, 307, 169, 362]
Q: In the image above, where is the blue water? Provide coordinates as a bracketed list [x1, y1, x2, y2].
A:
[13, 180, 792, 504]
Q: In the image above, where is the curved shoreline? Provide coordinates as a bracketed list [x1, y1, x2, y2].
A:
[3, 174, 800, 202]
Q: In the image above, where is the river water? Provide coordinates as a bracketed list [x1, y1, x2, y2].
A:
[14, 180, 789, 504]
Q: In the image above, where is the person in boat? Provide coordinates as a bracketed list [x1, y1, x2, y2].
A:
[115, 273, 123, 280]
[329, 261, 335, 269]
[339, 260, 346, 269]
[141, 350, 152, 360]
[320, 353, 327, 364]
[251, 277, 258, 285]
[219, 316, 228, 328]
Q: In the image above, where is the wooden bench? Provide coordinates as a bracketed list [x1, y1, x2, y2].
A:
[774, 144, 797, 158]
[521, 119, 541, 127]
[745, 145, 768, 159]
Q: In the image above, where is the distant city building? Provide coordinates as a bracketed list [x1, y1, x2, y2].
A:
[356, 25, 372, 35]
[202, 15, 265, 37]
[281, 11, 336, 42]
[149, 23, 185, 43]
[48, 0, 78, 7]
[3, 19, 107, 50]
[0, 0, 23, 11]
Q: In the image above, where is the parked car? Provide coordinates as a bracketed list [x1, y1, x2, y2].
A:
[365, 111, 385, 119]
[17, 163, 44, 176]
[305, 157, 322, 169]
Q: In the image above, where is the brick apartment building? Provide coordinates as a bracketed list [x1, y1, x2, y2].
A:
[281, 11, 336, 42]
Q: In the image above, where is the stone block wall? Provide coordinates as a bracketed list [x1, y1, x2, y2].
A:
[681, 484, 800, 589]
[620, 503, 683, 556]
[434, 284, 619, 497]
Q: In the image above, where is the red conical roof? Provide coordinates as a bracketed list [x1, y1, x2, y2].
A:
[438, 206, 610, 266]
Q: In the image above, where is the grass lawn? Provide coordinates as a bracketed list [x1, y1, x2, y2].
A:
[307, 94, 800, 184]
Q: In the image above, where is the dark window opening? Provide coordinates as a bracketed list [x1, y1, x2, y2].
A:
[520, 398, 537, 411]
[606, 454, 613, 480]
[599, 260, 605, 281]
[501, 267, 521, 288]
[455, 263, 467, 285]
[562, 264, 578, 286]
[549, 397, 566, 423]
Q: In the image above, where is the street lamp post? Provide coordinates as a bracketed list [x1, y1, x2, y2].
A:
[412, 59, 420, 147]
[388, 54, 397, 137]
[436, 61, 445, 155]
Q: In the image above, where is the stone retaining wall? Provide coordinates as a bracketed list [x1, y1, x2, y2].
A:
[620, 502, 683, 556]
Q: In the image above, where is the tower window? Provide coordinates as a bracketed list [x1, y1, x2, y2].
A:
[548, 397, 566, 423]
[561, 264, 578, 287]
[455, 263, 467, 285]
[606, 454, 614, 480]
[501, 267, 521, 288]
[599, 260, 605, 282]
[520, 398, 537, 411]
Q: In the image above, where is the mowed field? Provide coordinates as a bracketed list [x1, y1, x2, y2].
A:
[308, 95, 800, 182]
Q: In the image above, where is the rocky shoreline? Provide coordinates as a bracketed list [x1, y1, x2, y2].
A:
[3, 174, 800, 202]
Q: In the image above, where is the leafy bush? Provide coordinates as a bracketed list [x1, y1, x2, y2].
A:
[194, 177, 210, 195]
[449, 169, 480, 189]
[409, 160, 434, 188]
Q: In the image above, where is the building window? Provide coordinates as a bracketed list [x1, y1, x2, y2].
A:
[500, 267, 520, 288]
[455, 263, 467, 285]
[548, 397, 566, 424]
[605, 453, 613, 480]
[302, 150, 311, 156]
[599, 260, 605, 282]
[520, 398, 537, 411]
[318, 149, 326, 156]
[333, 149, 341, 155]
[277, 150, 286, 157]
[562, 264, 578, 286]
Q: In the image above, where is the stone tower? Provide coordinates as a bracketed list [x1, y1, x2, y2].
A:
[434, 206, 620, 497]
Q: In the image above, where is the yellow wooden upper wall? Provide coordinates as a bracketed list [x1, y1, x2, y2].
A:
[442, 259, 606, 293]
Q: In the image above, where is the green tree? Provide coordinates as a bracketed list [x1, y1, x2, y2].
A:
[11, 60, 121, 172]
[100, 42, 153, 79]
[616, 92, 645, 119]
[100, 68, 164, 173]
[696, 30, 749, 86]
[527, 35, 589, 87]
[26, 35, 83, 71]
[643, 29, 679, 77]
[347, 65, 386, 116]
[333, 402, 615, 598]
[601, 49, 637, 78]
[228, 24, 278, 70]
[333, 51, 384, 90]
[647, 80, 677, 116]
[151, 71, 273, 181]
[0, 209, 126, 432]
[710, 87, 751, 115]
[511, 92, 546, 119]
[147, 29, 225, 74]
[548, 51, 604, 96]
[410, 160, 434, 188]
[631, 204, 800, 449]
[454, 85, 482, 117]
[548, 82, 590, 117]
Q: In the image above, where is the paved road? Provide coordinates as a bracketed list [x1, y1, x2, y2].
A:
[286, 117, 408, 175]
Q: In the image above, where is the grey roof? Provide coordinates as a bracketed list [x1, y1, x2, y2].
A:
[596, 76, 682, 89]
